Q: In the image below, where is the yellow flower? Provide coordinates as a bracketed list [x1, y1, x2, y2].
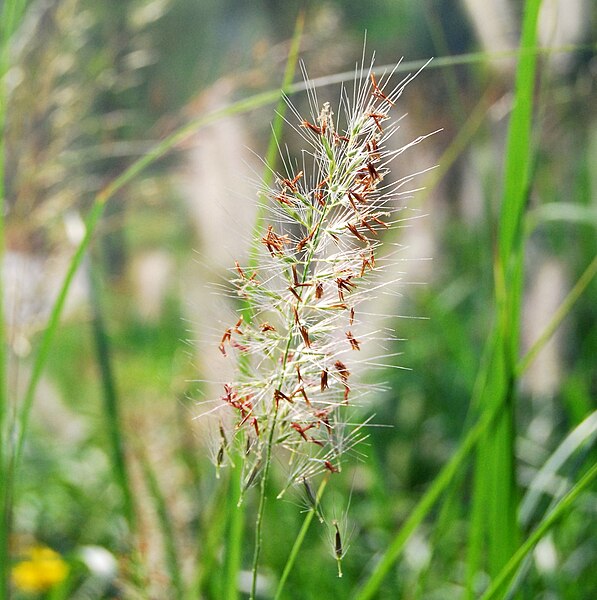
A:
[12, 545, 69, 594]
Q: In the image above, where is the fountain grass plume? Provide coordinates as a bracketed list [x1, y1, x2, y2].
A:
[204, 55, 435, 597]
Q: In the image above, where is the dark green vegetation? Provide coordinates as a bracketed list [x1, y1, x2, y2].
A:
[1, 1, 596, 598]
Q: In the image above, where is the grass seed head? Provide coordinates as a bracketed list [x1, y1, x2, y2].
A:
[207, 58, 431, 493]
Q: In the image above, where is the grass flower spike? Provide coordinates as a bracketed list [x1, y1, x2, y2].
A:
[215, 60, 432, 489]
[210, 57, 435, 596]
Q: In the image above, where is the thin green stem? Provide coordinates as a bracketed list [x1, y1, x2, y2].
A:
[12, 201, 105, 473]
[250, 404, 281, 600]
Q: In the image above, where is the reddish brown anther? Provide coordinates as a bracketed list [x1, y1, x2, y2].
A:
[280, 170, 304, 192]
[360, 218, 378, 235]
[291, 385, 311, 407]
[233, 316, 243, 333]
[313, 407, 332, 430]
[346, 331, 361, 351]
[333, 132, 350, 144]
[327, 303, 348, 310]
[297, 229, 313, 251]
[347, 222, 368, 243]
[288, 286, 302, 302]
[291, 265, 313, 288]
[350, 307, 355, 325]
[366, 138, 381, 160]
[275, 191, 294, 206]
[367, 161, 381, 181]
[336, 276, 356, 301]
[260, 322, 276, 332]
[321, 369, 329, 392]
[301, 119, 324, 135]
[334, 360, 351, 382]
[315, 281, 324, 299]
[324, 460, 339, 473]
[274, 388, 293, 409]
[371, 214, 388, 228]
[219, 328, 232, 356]
[348, 189, 368, 204]
[367, 111, 388, 132]
[262, 225, 290, 256]
[291, 421, 316, 441]
[237, 399, 255, 427]
[235, 261, 246, 279]
[222, 383, 237, 406]
[370, 72, 395, 106]
[299, 325, 311, 348]
[230, 339, 249, 353]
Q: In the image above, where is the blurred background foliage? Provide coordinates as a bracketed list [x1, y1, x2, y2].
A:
[2, 0, 596, 598]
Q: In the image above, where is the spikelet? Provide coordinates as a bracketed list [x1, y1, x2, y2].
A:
[210, 59, 434, 497]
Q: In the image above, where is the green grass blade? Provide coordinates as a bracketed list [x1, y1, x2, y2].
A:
[480, 462, 597, 600]
[470, 0, 543, 584]
[188, 478, 229, 600]
[88, 258, 136, 532]
[12, 200, 105, 472]
[498, 0, 543, 272]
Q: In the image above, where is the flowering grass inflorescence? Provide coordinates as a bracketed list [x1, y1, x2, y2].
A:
[212, 60, 434, 505]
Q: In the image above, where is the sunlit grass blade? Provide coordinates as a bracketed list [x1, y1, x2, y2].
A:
[480, 461, 597, 600]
